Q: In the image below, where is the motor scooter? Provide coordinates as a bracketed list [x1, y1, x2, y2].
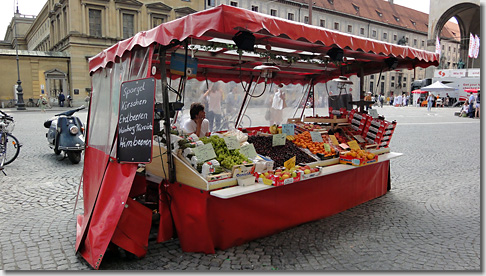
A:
[44, 105, 85, 164]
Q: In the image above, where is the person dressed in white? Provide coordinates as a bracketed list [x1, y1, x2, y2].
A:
[396, 94, 402, 107]
[402, 93, 407, 106]
[269, 84, 286, 125]
[427, 93, 434, 111]
[183, 102, 210, 138]
[203, 83, 223, 131]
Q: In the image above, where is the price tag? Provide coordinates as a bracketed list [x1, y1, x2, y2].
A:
[323, 143, 331, 152]
[339, 143, 350, 150]
[192, 143, 217, 162]
[284, 156, 296, 170]
[347, 140, 361, 151]
[329, 135, 339, 145]
[272, 133, 286, 147]
[310, 131, 323, 143]
[282, 124, 295, 136]
[224, 136, 240, 150]
[240, 143, 257, 159]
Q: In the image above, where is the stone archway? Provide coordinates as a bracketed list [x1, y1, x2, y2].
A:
[428, 0, 480, 69]
[44, 69, 68, 105]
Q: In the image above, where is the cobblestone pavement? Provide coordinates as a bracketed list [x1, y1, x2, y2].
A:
[0, 105, 480, 271]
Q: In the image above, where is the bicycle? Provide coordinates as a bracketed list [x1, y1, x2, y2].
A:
[6, 99, 16, 108]
[217, 107, 252, 131]
[0, 110, 21, 175]
[26, 98, 36, 107]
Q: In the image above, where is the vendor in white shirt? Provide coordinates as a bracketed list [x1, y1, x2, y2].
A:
[183, 102, 210, 138]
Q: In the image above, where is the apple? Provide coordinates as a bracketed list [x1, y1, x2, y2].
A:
[304, 169, 311, 174]
[291, 172, 297, 178]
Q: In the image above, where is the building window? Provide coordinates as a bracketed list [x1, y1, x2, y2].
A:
[393, 15, 400, 22]
[442, 45, 444, 50]
[381, 75, 385, 80]
[360, 27, 364, 35]
[89, 9, 102, 37]
[391, 82, 395, 87]
[414, 39, 417, 46]
[383, 33, 387, 40]
[334, 22, 339, 30]
[453, 47, 455, 53]
[207, 0, 215, 7]
[370, 82, 374, 93]
[403, 77, 407, 81]
[403, 83, 407, 88]
[347, 25, 352, 33]
[151, 16, 166, 28]
[376, 10, 382, 17]
[394, 34, 397, 41]
[421, 40, 425, 47]
[304, 16, 309, 24]
[251, 5, 258, 12]
[288, 13, 294, 21]
[391, 76, 395, 81]
[320, 19, 325, 27]
[270, 9, 277, 16]
[328, 0, 333, 4]
[122, 13, 135, 39]
[230, 1, 238, 6]
[372, 30, 377, 37]
[370, 75, 374, 79]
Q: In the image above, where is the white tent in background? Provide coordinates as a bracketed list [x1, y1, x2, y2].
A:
[421, 81, 455, 97]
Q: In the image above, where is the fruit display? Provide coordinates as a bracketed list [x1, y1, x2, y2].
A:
[339, 149, 378, 166]
[269, 124, 282, 134]
[256, 165, 321, 186]
[199, 136, 251, 169]
[292, 131, 336, 157]
[247, 135, 317, 168]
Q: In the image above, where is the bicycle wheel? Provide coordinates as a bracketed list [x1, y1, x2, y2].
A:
[4, 133, 20, 165]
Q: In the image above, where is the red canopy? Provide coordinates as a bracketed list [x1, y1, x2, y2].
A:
[464, 89, 479, 93]
[411, 89, 428, 94]
[89, 4, 438, 84]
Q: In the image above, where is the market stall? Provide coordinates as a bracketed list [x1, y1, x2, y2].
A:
[76, 4, 439, 269]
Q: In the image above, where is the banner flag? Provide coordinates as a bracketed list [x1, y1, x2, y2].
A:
[473, 35, 480, 59]
[435, 35, 441, 55]
[468, 33, 475, 58]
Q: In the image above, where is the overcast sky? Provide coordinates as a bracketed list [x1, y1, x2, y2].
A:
[0, 0, 471, 41]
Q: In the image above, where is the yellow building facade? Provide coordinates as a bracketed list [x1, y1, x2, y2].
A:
[1, 0, 204, 107]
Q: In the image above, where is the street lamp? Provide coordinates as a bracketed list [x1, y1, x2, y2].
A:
[13, 4, 25, 110]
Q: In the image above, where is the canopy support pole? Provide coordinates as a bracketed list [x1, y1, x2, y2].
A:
[159, 49, 176, 183]
[235, 76, 254, 128]
[359, 67, 365, 113]
[299, 80, 314, 120]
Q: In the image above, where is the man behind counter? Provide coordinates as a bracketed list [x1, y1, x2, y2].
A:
[183, 102, 210, 138]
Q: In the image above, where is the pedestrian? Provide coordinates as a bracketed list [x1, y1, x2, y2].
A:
[459, 100, 469, 117]
[475, 91, 480, 118]
[203, 82, 223, 131]
[468, 92, 475, 118]
[269, 84, 286, 125]
[379, 93, 384, 108]
[402, 93, 407, 106]
[38, 94, 48, 113]
[58, 92, 65, 107]
[427, 92, 434, 111]
[183, 102, 210, 138]
[445, 93, 450, 107]
[67, 95, 72, 107]
[364, 91, 372, 111]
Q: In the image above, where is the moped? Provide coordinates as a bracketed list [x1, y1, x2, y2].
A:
[44, 106, 85, 164]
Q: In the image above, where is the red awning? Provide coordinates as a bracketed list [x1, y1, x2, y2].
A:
[411, 89, 428, 94]
[88, 4, 438, 84]
[464, 89, 479, 93]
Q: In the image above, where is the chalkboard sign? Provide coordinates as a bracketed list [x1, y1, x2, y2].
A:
[117, 77, 155, 163]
